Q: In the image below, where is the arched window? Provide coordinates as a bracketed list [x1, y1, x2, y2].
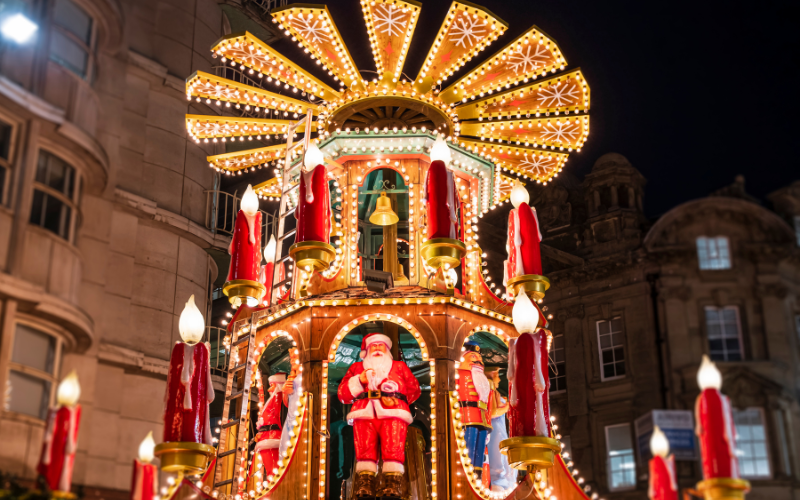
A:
[49, 0, 96, 79]
[29, 150, 81, 241]
[696, 236, 731, 270]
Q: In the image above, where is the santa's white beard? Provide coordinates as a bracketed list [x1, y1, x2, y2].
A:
[362, 351, 393, 390]
[471, 365, 491, 403]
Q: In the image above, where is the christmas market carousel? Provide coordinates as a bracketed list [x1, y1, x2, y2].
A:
[29, 2, 752, 500]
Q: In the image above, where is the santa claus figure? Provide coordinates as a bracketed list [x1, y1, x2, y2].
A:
[503, 181, 543, 292]
[338, 333, 421, 499]
[424, 136, 459, 240]
[163, 296, 215, 445]
[457, 341, 495, 479]
[296, 143, 331, 244]
[251, 372, 287, 481]
[507, 291, 551, 439]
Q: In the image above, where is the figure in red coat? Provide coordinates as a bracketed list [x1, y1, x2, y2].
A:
[457, 341, 495, 479]
[424, 136, 459, 240]
[338, 333, 421, 499]
[295, 144, 331, 244]
[504, 181, 543, 295]
[251, 372, 286, 481]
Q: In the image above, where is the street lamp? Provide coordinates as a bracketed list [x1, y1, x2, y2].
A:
[0, 12, 37, 44]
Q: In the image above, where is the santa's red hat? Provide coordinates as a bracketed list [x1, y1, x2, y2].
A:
[360, 333, 392, 359]
[268, 372, 287, 384]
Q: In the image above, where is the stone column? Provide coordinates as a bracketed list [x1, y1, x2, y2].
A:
[592, 190, 600, 215]
[610, 185, 618, 208]
[6, 120, 40, 276]
[628, 187, 636, 209]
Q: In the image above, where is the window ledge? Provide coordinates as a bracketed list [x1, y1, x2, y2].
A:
[1, 410, 47, 427]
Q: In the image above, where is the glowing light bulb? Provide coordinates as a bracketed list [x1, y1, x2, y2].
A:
[512, 289, 539, 334]
[56, 370, 81, 406]
[0, 14, 38, 44]
[697, 354, 722, 390]
[240, 184, 258, 216]
[510, 180, 530, 208]
[264, 235, 277, 264]
[179, 295, 205, 344]
[138, 431, 156, 463]
[649, 425, 669, 458]
[304, 143, 324, 169]
[430, 136, 452, 166]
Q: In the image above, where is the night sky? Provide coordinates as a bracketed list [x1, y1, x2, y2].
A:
[264, 0, 798, 217]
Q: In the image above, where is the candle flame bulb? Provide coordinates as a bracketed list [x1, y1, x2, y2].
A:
[179, 294, 205, 344]
[264, 235, 277, 264]
[240, 185, 259, 216]
[430, 136, 452, 166]
[138, 431, 155, 463]
[56, 370, 81, 406]
[650, 425, 669, 458]
[510, 180, 530, 208]
[697, 354, 722, 390]
[512, 289, 539, 334]
[303, 143, 324, 169]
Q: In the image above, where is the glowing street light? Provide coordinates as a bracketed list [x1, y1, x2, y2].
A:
[1, 13, 38, 44]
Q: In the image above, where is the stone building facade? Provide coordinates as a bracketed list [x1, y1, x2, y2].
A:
[503, 154, 800, 500]
[0, 0, 280, 496]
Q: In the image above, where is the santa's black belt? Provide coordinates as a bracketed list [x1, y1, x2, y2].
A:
[354, 390, 408, 403]
[257, 424, 281, 432]
[458, 400, 488, 410]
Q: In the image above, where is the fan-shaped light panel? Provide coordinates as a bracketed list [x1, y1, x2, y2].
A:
[186, 115, 316, 141]
[271, 5, 365, 92]
[413, 1, 508, 93]
[362, 0, 421, 85]
[455, 69, 589, 119]
[211, 32, 339, 100]
[252, 177, 283, 199]
[460, 115, 589, 151]
[460, 138, 569, 183]
[186, 71, 321, 115]
[206, 144, 287, 172]
[440, 26, 565, 104]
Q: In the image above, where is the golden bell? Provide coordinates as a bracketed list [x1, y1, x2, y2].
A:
[369, 192, 399, 226]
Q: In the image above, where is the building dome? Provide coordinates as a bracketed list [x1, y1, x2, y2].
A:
[592, 152, 633, 172]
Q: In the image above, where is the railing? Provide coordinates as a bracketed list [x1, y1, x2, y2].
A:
[205, 189, 277, 244]
[249, 0, 288, 17]
[205, 326, 230, 377]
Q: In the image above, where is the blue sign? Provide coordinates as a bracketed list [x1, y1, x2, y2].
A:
[635, 410, 696, 461]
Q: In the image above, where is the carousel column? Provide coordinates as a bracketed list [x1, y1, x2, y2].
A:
[435, 358, 455, 500]
[305, 359, 325, 500]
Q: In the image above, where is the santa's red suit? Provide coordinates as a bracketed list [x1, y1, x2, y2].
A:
[296, 164, 331, 244]
[251, 373, 286, 479]
[163, 342, 215, 444]
[424, 160, 459, 240]
[457, 367, 495, 429]
[337, 334, 421, 473]
[504, 202, 543, 289]
[507, 326, 551, 438]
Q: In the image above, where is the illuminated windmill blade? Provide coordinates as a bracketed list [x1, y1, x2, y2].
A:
[495, 174, 521, 204]
[186, 71, 322, 116]
[186, 115, 317, 141]
[454, 69, 589, 120]
[440, 25, 566, 105]
[206, 144, 287, 172]
[210, 31, 340, 101]
[252, 177, 283, 199]
[361, 0, 421, 87]
[413, 1, 508, 95]
[460, 114, 589, 152]
[459, 138, 569, 183]
[271, 5, 366, 92]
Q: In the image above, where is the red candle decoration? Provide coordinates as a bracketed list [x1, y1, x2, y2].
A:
[227, 185, 263, 285]
[296, 144, 331, 244]
[424, 137, 458, 240]
[163, 295, 215, 445]
[504, 181, 543, 289]
[131, 432, 158, 500]
[695, 355, 739, 480]
[648, 426, 678, 500]
[37, 371, 82, 492]
[260, 235, 277, 305]
[507, 291, 550, 438]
